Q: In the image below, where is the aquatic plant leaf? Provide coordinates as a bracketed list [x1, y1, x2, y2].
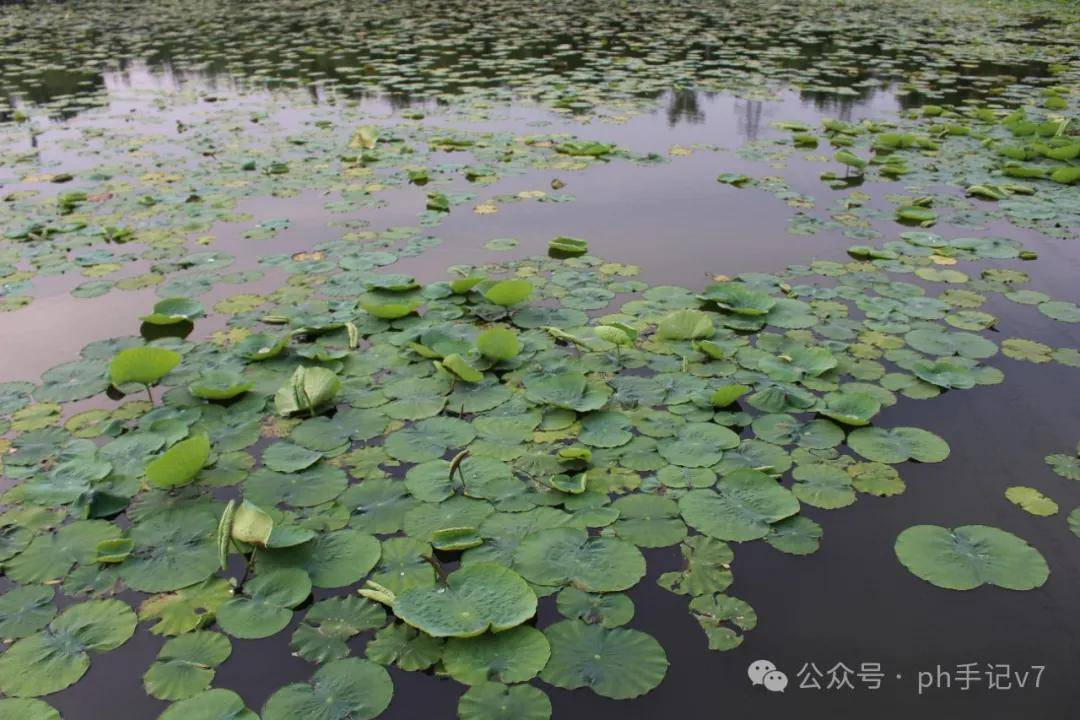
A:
[658, 422, 740, 467]
[700, 282, 776, 316]
[483, 279, 533, 306]
[678, 469, 799, 541]
[216, 568, 311, 639]
[688, 592, 757, 651]
[442, 625, 550, 685]
[262, 658, 392, 720]
[1045, 451, 1080, 480]
[791, 463, 856, 509]
[847, 426, 950, 464]
[895, 525, 1049, 591]
[458, 682, 551, 720]
[0, 585, 56, 639]
[514, 527, 645, 592]
[290, 596, 386, 664]
[145, 434, 210, 489]
[230, 500, 274, 545]
[1004, 486, 1058, 517]
[109, 346, 181, 388]
[819, 391, 881, 426]
[0, 599, 136, 697]
[555, 586, 634, 628]
[766, 515, 823, 555]
[138, 578, 234, 635]
[476, 327, 520, 361]
[141, 298, 205, 325]
[656, 309, 714, 340]
[391, 563, 536, 638]
[657, 536, 733, 596]
[540, 620, 667, 699]
[143, 631, 231, 701]
[365, 623, 444, 671]
[258, 528, 380, 588]
[159, 689, 257, 720]
[261, 442, 322, 473]
[274, 366, 341, 416]
[188, 371, 253, 400]
[611, 494, 687, 548]
[0, 699, 60, 720]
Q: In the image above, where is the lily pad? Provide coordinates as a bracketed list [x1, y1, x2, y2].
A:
[389, 563, 536, 638]
[894, 524, 1049, 590]
[442, 625, 551, 685]
[514, 527, 645, 592]
[847, 426, 950, 464]
[262, 658, 393, 720]
[540, 620, 667, 699]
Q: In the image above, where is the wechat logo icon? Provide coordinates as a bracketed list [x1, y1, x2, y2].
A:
[748, 660, 789, 693]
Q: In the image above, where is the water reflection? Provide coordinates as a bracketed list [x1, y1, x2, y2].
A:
[0, 0, 1063, 122]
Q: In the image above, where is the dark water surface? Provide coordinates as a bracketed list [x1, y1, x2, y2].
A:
[2, 5, 1079, 720]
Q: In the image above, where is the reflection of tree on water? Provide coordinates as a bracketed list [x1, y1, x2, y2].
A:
[0, 0, 1063, 121]
[735, 98, 763, 140]
[665, 88, 705, 127]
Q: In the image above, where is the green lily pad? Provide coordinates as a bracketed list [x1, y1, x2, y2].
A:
[1004, 486, 1058, 517]
[159, 689, 257, 720]
[143, 631, 232, 701]
[442, 625, 550, 684]
[109, 346, 181, 388]
[0, 585, 56, 639]
[540, 620, 667, 699]
[146, 434, 210, 489]
[483, 279, 533, 306]
[656, 536, 733, 596]
[458, 682, 551, 720]
[290, 596, 387, 664]
[142, 298, 205, 325]
[555, 586, 635, 627]
[388, 563, 536, 638]
[514, 527, 645, 592]
[262, 658, 393, 720]
[678, 469, 800, 541]
[894, 524, 1049, 590]
[189, 370, 254, 400]
[0, 599, 136, 697]
[216, 568, 312, 639]
[274, 365, 341, 416]
[847, 426, 950, 464]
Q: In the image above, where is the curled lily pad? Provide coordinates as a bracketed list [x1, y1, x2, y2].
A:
[0, 599, 136, 697]
[476, 327, 520, 361]
[847, 426, 950, 464]
[442, 625, 550, 685]
[274, 366, 341, 416]
[700, 282, 775, 316]
[540, 620, 667, 699]
[458, 682, 551, 720]
[109, 346, 181, 390]
[895, 525, 1048, 591]
[142, 298, 205, 325]
[263, 658, 392, 720]
[383, 563, 536, 638]
[483, 279, 533, 306]
[145, 434, 210, 489]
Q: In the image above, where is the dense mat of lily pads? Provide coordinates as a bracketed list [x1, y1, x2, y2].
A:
[1, 1, 1080, 719]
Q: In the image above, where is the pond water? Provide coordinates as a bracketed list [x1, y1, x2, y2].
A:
[1, 2, 1079, 719]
